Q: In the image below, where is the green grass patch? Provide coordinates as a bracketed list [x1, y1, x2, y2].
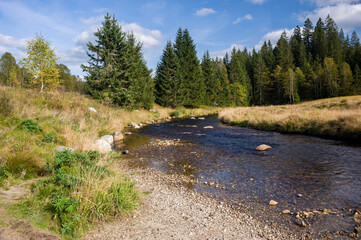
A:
[16, 150, 139, 238]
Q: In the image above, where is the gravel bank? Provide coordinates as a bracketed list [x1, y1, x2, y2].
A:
[84, 167, 296, 240]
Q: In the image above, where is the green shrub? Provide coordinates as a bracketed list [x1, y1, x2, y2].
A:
[170, 110, 180, 118]
[19, 120, 42, 134]
[41, 133, 58, 143]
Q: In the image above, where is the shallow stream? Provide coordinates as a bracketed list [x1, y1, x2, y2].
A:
[123, 116, 361, 239]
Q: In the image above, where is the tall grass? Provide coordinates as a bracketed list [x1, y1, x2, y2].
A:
[219, 96, 361, 141]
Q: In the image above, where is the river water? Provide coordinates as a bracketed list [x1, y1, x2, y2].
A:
[123, 116, 361, 239]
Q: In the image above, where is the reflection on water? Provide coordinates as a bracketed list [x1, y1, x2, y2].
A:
[124, 116, 361, 238]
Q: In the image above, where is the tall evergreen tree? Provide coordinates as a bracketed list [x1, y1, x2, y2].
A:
[0, 52, 22, 87]
[155, 41, 180, 107]
[312, 18, 328, 60]
[201, 51, 219, 106]
[274, 31, 294, 70]
[302, 18, 313, 53]
[325, 15, 342, 64]
[174, 29, 205, 107]
[82, 13, 154, 109]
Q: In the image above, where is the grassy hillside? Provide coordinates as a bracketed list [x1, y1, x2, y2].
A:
[0, 86, 219, 238]
[219, 96, 361, 141]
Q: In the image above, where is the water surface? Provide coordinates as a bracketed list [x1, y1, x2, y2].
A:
[124, 116, 361, 239]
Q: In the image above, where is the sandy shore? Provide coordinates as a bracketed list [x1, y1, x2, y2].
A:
[85, 166, 296, 240]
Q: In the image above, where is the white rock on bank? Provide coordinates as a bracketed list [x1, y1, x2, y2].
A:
[130, 122, 140, 129]
[92, 139, 112, 153]
[88, 107, 97, 113]
[56, 146, 74, 152]
[269, 200, 278, 206]
[101, 135, 114, 144]
[113, 131, 124, 141]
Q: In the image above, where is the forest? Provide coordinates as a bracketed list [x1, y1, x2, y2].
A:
[0, 14, 360, 109]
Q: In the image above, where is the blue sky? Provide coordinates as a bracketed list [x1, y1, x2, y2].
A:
[1, 0, 361, 77]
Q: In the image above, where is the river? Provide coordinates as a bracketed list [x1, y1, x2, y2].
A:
[123, 115, 361, 239]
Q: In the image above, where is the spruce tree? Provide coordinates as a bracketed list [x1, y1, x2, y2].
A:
[174, 29, 205, 107]
[312, 18, 328, 60]
[274, 31, 294, 70]
[201, 51, 219, 106]
[325, 15, 342, 65]
[155, 41, 180, 107]
[302, 18, 313, 54]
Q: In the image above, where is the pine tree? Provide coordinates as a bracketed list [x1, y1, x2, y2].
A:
[325, 15, 342, 65]
[253, 53, 269, 105]
[302, 18, 313, 53]
[215, 59, 232, 106]
[271, 65, 284, 104]
[312, 18, 328, 60]
[126, 33, 154, 109]
[82, 13, 154, 109]
[354, 64, 361, 94]
[155, 41, 180, 107]
[174, 29, 205, 107]
[274, 31, 294, 70]
[202, 51, 219, 106]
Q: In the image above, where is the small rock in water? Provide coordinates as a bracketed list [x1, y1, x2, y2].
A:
[282, 210, 291, 214]
[256, 144, 272, 151]
[249, 178, 254, 181]
[269, 200, 278, 206]
[124, 132, 132, 135]
[295, 219, 307, 227]
[203, 126, 214, 129]
[190, 117, 196, 120]
[297, 194, 303, 197]
[113, 131, 124, 141]
[198, 117, 205, 120]
[122, 150, 129, 155]
[130, 122, 140, 129]
[355, 224, 361, 233]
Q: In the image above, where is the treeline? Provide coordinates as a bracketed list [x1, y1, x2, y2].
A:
[0, 52, 85, 93]
[2, 14, 360, 109]
[156, 15, 361, 107]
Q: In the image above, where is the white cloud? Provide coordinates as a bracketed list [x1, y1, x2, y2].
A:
[233, 14, 253, 24]
[120, 22, 162, 49]
[210, 44, 245, 58]
[0, 33, 28, 50]
[254, 29, 294, 50]
[247, 0, 266, 4]
[301, 0, 359, 7]
[299, 3, 361, 32]
[195, 8, 216, 16]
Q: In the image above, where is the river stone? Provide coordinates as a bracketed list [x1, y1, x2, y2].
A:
[56, 146, 74, 152]
[113, 131, 124, 141]
[130, 122, 140, 129]
[190, 117, 196, 120]
[295, 219, 307, 227]
[203, 126, 214, 129]
[124, 132, 132, 135]
[88, 107, 97, 113]
[269, 200, 278, 206]
[101, 135, 114, 144]
[92, 139, 112, 153]
[198, 117, 205, 120]
[282, 210, 291, 214]
[256, 144, 272, 151]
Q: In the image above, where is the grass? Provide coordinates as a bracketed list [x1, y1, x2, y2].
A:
[0, 86, 219, 238]
[219, 96, 361, 141]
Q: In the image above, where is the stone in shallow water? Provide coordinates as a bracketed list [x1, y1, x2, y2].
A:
[203, 126, 214, 129]
[113, 131, 124, 141]
[269, 200, 278, 206]
[295, 219, 307, 227]
[256, 144, 272, 151]
[282, 210, 291, 214]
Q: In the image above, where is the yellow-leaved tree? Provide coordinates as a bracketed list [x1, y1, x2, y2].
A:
[21, 34, 60, 92]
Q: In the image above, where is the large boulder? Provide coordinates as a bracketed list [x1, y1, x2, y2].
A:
[256, 144, 272, 151]
[101, 135, 114, 144]
[92, 139, 112, 153]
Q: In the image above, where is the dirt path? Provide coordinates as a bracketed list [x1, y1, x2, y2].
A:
[0, 179, 61, 240]
[85, 167, 295, 240]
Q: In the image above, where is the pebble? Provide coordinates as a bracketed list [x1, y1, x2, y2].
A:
[294, 219, 307, 227]
[282, 210, 291, 214]
[269, 200, 278, 206]
[203, 126, 214, 129]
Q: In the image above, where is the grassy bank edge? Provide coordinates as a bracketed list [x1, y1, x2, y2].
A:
[219, 96, 361, 142]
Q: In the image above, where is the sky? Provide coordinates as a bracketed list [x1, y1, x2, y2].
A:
[1, 0, 361, 77]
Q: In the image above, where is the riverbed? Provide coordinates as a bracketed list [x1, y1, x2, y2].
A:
[123, 116, 361, 239]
